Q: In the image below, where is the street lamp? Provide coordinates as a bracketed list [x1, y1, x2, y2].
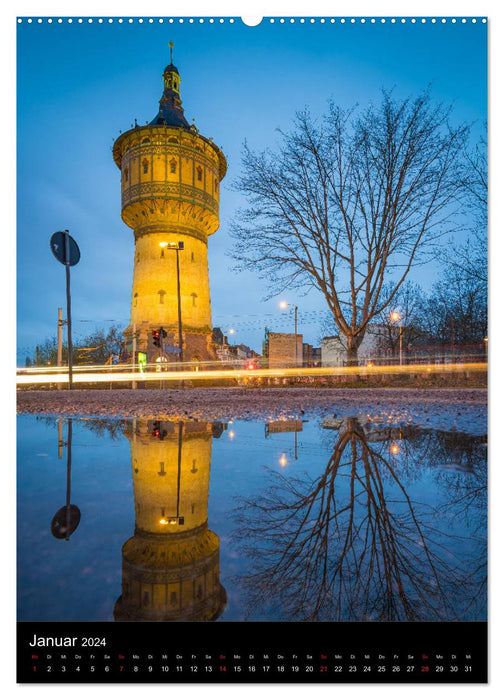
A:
[390, 310, 403, 366]
[220, 328, 235, 363]
[159, 241, 184, 366]
[279, 301, 299, 367]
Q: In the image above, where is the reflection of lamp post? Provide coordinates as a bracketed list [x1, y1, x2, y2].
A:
[280, 301, 299, 367]
[390, 311, 403, 366]
[159, 241, 184, 365]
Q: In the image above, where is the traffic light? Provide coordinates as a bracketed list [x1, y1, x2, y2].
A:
[151, 420, 167, 440]
[152, 328, 166, 347]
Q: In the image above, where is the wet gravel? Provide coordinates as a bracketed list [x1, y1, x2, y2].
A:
[17, 387, 487, 434]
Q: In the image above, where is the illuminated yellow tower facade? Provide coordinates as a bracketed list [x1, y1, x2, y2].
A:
[113, 47, 227, 363]
[114, 419, 227, 622]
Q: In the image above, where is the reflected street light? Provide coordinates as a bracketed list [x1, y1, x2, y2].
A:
[390, 310, 403, 366]
[280, 301, 299, 367]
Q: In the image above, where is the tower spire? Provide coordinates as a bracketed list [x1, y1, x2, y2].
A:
[149, 49, 190, 128]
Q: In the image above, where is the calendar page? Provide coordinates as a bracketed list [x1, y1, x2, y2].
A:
[16, 11, 488, 684]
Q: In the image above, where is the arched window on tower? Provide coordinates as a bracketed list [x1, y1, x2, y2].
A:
[142, 159, 149, 174]
[123, 166, 129, 183]
[196, 166, 203, 182]
[191, 292, 198, 307]
[158, 290, 166, 304]
[215, 178, 219, 191]
[133, 292, 138, 307]
[170, 158, 177, 174]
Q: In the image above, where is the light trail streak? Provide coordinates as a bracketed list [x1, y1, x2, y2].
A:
[16, 362, 487, 386]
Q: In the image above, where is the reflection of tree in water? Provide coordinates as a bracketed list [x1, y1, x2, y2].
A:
[35, 415, 125, 441]
[234, 417, 486, 622]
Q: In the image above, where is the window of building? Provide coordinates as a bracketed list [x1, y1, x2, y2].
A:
[142, 137, 150, 144]
[142, 159, 149, 174]
[191, 292, 198, 307]
[215, 178, 219, 191]
[158, 290, 166, 304]
[196, 166, 203, 182]
[191, 252, 195, 262]
[170, 158, 177, 174]
[133, 293, 138, 307]
[123, 166, 129, 182]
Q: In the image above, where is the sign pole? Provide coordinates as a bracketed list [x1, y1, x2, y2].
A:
[64, 230, 73, 390]
[50, 229, 80, 391]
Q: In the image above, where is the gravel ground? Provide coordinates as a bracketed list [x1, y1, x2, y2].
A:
[17, 387, 487, 434]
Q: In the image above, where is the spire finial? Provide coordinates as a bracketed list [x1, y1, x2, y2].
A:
[169, 41, 174, 64]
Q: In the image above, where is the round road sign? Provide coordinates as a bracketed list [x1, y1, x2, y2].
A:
[51, 504, 81, 539]
[50, 231, 81, 266]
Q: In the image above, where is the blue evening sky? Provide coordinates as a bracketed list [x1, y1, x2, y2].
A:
[16, 15, 487, 361]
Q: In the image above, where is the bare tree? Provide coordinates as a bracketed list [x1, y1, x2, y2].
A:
[436, 128, 487, 291]
[374, 281, 428, 355]
[421, 266, 487, 348]
[321, 280, 428, 357]
[231, 91, 469, 363]
[76, 325, 125, 364]
[30, 324, 125, 366]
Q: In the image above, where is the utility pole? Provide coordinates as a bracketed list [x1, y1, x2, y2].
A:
[57, 307, 63, 390]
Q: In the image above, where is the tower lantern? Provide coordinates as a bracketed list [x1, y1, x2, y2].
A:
[113, 46, 227, 364]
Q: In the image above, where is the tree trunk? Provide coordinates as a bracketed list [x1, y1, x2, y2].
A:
[346, 338, 359, 367]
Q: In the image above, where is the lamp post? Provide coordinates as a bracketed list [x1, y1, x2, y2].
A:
[226, 328, 235, 363]
[159, 241, 184, 367]
[390, 311, 403, 366]
[280, 301, 299, 367]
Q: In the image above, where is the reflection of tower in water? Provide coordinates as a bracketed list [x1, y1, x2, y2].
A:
[114, 420, 227, 621]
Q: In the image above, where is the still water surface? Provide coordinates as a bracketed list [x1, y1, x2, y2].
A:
[17, 413, 487, 623]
